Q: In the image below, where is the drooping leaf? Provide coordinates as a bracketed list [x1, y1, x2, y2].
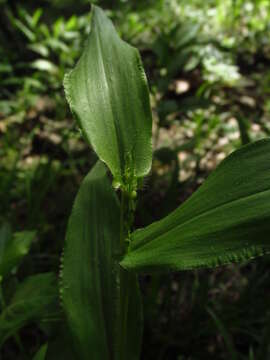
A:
[121, 139, 270, 272]
[64, 5, 152, 186]
[61, 161, 142, 360]
[0, 273, 59, 346]
[0, 225, 36, 278]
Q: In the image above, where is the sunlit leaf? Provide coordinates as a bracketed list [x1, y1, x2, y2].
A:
[28, 43, 49, 57]
[31, 59, 58, 74]
[64, 5, 152, 186]
[32, 8, 43, 27]
[121, 139, 270, 272]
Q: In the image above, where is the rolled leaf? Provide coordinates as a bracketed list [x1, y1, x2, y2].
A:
[64, 5, 152, 186]
[60, 162, 142, 360]
[121, 139, 270, 272]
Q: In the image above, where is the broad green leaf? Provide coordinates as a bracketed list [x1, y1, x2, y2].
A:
[0, 225, 36, 278]
[0, 273, 59, 346]
[121, 139, 270, 272]
[64, 5, 152, 186]
[61, 161, 142, 360]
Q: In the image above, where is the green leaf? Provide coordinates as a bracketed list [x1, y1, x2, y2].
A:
[0, 223, 12, 261]
[32, 8, 43, 28]
[117, 271, 143, 360]
[0, 273, 59, 346]
[45, 327, 76, 360]
[121, 139, 270, 272]
[33, 344, 48, 360]
[61, 161, 142, 359]
[64, 5, 152, 186]
[31, 59, 58, 74]
[28, 43, 49, 57]
[0, 226, 36, 278]
[207, 308, 237, 360]
[13, 18, 36, 41]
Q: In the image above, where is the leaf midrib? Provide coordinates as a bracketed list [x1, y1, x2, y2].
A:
[94, 16, 124, 178]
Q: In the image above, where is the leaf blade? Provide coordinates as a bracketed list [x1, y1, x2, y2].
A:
[121, 139, 270, 272]
[61, 161, 142, 359]
[64, 5, 152, 185]
[0, 273, 59, 346]
[0, 226, 36, 278]
[33, 344, 48, 360]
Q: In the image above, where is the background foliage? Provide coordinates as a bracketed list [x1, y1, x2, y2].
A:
[1, 0, 270, 359]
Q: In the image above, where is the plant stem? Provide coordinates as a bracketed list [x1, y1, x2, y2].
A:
[120, 190, 125, 252]
[118, 188, 135, 359]
[119, 268, 130, 360]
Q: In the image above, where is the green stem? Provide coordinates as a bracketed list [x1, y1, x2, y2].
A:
[119, 269, 130, 360]
[120, 191, 125, 252]
[118, 188, 135, 360]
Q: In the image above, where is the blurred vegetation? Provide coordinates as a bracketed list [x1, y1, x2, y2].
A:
[1, 0, 270, 359]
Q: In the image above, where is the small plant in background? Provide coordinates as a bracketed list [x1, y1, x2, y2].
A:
[0, 223, 58, 355]
[57, 5, 270, 359]
[0, 3, 90, 118]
